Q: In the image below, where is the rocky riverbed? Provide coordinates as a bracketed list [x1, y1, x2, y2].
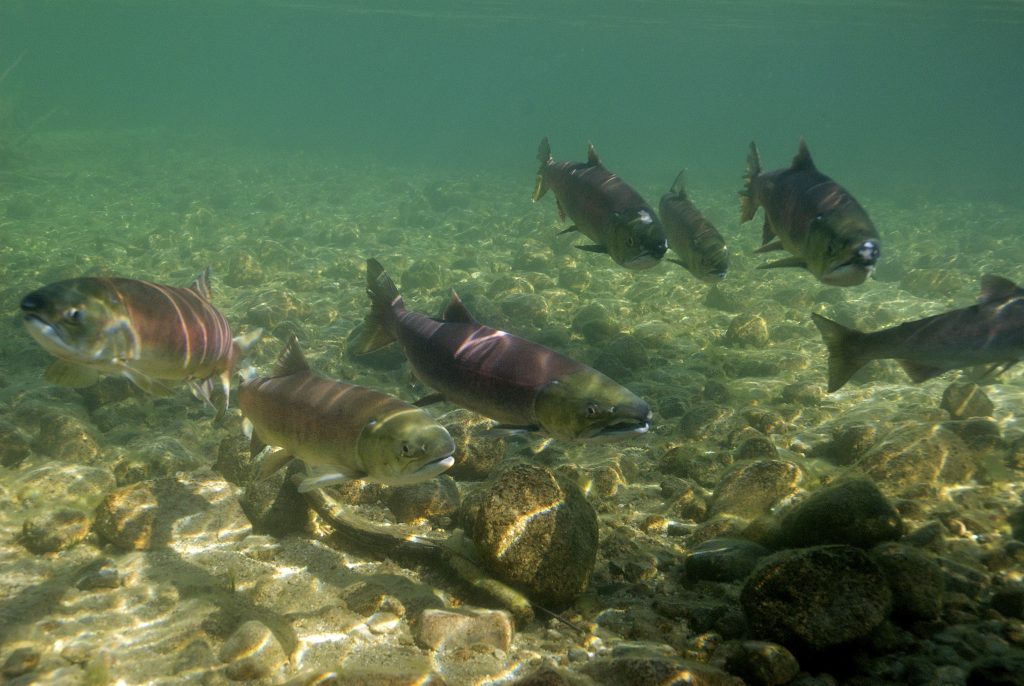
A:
[1, 131, 1023, 685]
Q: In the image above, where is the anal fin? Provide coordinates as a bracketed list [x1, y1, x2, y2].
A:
[758, 255, 807, 270]
[897, 359, 948, 384]
[755, 239, 785, 254]
[576, 244, 609, 254]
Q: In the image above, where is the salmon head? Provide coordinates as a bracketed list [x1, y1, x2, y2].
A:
[20, 278, 132, 365]
[808, 211, 880, 286]
[607, 209, 669, 270]
[356, 407, 456, 485]
[533, 369, 652, 441]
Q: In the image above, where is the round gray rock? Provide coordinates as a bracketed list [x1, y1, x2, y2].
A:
[468, 463, 598, 609]
[870, 542, 944, 622]
[685, 537, 771, 583]
[741, 544, 892, 651]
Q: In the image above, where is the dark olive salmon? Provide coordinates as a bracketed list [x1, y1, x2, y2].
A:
[533, 137, 667, 270]
[813, 275, 1024, 392]
[740, 139, 880, 286]
[349, 259, 652, 441]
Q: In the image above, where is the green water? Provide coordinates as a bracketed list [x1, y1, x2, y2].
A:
[2, 1, 1022, 203]
[2, 2, 1024, 684]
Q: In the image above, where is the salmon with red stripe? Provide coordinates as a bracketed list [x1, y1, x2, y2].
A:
[20, 268, 261, 418]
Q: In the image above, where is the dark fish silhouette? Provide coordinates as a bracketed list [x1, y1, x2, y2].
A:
[533, 137, 668, 270]
[812, 275, 1024, 392]
[740, 139, 880, 286]
[20, 269, 260, 418]
[239, 336, 455, 493]
[659, 170, 729, 282]
[349, 259, 652, 441]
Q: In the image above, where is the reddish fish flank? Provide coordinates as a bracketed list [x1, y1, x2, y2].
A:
[395, 308, 586, 426]
[107, 278, 235, 378]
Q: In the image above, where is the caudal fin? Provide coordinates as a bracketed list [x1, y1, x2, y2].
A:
[739, 142, 762, 223]
[811, 313, 868, 392]
[532, 137, 552, 202]
[348, 258, 402, 355]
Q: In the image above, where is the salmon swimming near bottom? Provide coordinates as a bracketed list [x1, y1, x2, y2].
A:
[348, 259, 652, 441]
[238, 336, 455, 493]
[740, 139, 880, 286]
[812, 275, 1024, 392]
[20, 269, 260, 419]
[659, 170, 729, 282]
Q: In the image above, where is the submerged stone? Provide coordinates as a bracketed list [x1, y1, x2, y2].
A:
[385, 475, 460, 523]
[941, 382, 994, 419]
[778, 477, 903, 549]
[708, 460, 803, 520]
[21, 508, 92, 554]
[219, 620, 287, 681]
[94, 473, 251, 551]
[685, 537, 771, 583]
[467, 463, 598, 609]
[870, 542, 944, 622]
[741, 545, 892, 651]
[415, 608, 514, 652]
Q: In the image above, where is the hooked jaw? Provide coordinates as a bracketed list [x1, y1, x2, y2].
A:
[823, 239, 880, 286]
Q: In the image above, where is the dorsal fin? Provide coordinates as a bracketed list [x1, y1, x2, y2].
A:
[273, 335, 310, 376]
[443, 290, 477, 324]
[978, 274, 1021, 304]
[790, 138, 817, 172]
[670, 170, 687, 196]
[587, 142, 601, 165]
[190, 267, 213, 301]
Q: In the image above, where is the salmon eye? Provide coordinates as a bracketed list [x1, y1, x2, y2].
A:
[401, 442, 411, 456]
[64, 307, 84, 323]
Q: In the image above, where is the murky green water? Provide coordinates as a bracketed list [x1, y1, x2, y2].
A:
[1, 2, 1023, 685]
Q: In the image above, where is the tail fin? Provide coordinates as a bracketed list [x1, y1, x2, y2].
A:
[739, 142, 762, 223]
[532, 137, 552, 202]
[349, 258, 402, 355]
[811, 313, 868, 392]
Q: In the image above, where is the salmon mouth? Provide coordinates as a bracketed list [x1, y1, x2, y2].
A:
[415, 454, 455, 475]
[585, 415, 652, 441]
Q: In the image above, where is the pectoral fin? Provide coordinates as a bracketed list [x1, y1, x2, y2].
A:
[413, 392, 446, 407]
[297, 465, 366, 493]
[120, 368, 176, 396]
[755, 239, 785, 253]
[256, 447, 293, 480]
[557, 225, 578, 235]
[758, 256, 807, 270]
[479, 423, 541, 437]
[576, 244, 609, 254]
[45, 360, 100, 388]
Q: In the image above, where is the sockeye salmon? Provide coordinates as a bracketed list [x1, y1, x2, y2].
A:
[740, 139, 880, 286]
[659, 170, 729, 282]
[20, 269, 260, 419]
[349, 259, 652, 441]
[239, 336, 455, 493]
[533, 137, 668, 270]
[813, 275, 1024, 392]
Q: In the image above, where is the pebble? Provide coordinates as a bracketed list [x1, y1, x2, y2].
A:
[685, 537, 771, 583]
[721, 640, 801, 686]
[990, 583, 1024, 620]
[580, 654, 744, 686]
[777, 477, 903, 549]
[708, 459, 804, 519]
[93, 473, 252, 551]
[415, 608, 514, 652]
[2, 646, 41, 678]
[21, 508, 92, 553]
[0, 418, 32, 468]
[816, 423, 878, 466]
[467, 463, 598, 608]
[741, 545, 892, 651]
[32, 414, 101, 463]
[723, 314, 770, 348]
[940, 382, 994, 419]
[385, 475, 460, 523]
[219, 620, 287, 681]
[75, 558, 122, 591]
[855, 423, 976, 494]
[870, 542, 944, 622]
